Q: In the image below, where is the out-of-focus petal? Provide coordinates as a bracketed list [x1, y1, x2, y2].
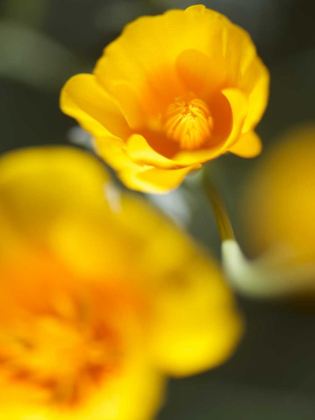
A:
[0, 147, 242, 419]
[0, 146, 109, 244]
[115, 195, 243, 375]
[149, 253, 243, 376]
[243, 125, 315, 264]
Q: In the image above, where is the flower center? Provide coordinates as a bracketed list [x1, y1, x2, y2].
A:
[164, 96, 214, 150]
[0, 295, 120, 407]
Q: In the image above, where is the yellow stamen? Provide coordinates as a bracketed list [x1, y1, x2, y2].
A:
[165, 96, 214, 150]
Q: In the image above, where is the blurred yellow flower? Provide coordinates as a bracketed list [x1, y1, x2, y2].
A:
[0, 147, 242, 420]
[60, 5, 269, 193]
[243, 124, 315, 265]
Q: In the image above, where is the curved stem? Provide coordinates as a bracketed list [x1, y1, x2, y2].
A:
[202, 167, 315, 299]
[202, 168, 235, 241]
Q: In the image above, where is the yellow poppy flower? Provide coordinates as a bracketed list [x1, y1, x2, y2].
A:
[60, 5, 269, 193]
[0, 147, 242, 420]
[243, 124, 315, 265]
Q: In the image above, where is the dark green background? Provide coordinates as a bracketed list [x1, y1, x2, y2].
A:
[1, 0, 315, 418]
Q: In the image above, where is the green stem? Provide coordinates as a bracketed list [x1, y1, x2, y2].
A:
[202, 168, 235, 241]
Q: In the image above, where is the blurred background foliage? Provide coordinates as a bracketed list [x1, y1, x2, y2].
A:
[1, 0, 315, 418]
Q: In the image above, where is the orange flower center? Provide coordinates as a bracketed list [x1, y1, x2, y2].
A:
[0, 292, 120, 407]
[164, 96, 214, 150]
